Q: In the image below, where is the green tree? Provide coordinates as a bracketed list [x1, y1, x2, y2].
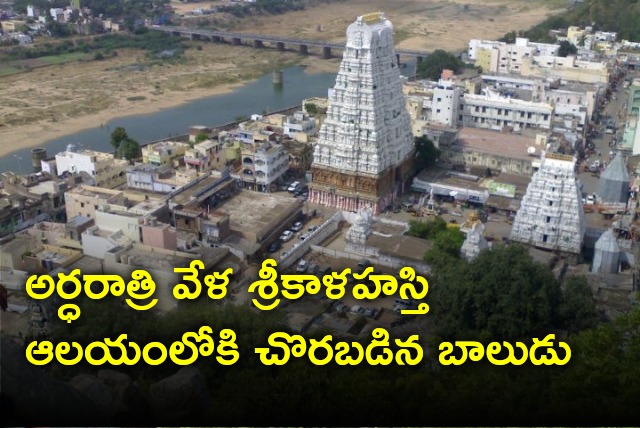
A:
[116, 138, 141, 160]
[500, 30, 517, 43]
[558, 40, 578, 57]
[110, 126, 139, 160]
[559, 275, 599, 332]
[416, 49, 464, 80]
[195, 132, 209, 144]
[430, 244, 563, 341]
[46, 21, 72, 37]
[414, 136, 440, 170]
[110, 126, 129, 149]
[426, 227, 465, 260]
[407, 217, 447, 239]
[304, 102, 318, 115]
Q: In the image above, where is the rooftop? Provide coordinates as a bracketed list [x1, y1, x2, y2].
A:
[219, 191, 301, 236]
[67, 185, 123, 200]
[456, 127, 540, 161]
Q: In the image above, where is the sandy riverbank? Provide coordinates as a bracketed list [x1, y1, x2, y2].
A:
[0, 80, 249, 159]
[0, 44, 333, 159]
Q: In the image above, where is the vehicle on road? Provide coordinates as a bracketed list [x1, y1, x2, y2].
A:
[268, 240, 282, 253]
[296, 259, 308, 273]
[280, 230, 294, 241]
[287, 181, 301, 192]
[291, 221, 303, 232]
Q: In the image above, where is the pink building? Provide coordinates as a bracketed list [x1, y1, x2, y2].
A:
[140, 219, 177, 251]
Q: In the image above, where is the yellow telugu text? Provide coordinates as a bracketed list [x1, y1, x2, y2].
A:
[25, 326, 239, 366]
[249, 259, 429, 314]
[438, 334, 571, 366]
[255, 327, 423, 366]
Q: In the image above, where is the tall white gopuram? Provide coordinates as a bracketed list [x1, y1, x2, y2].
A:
[309, 12, 415, 214]
[510, 153, 585, 255]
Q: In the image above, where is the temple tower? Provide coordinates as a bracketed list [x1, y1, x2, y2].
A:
[309, 12, 415, 214]
[510, 153, 585, 256]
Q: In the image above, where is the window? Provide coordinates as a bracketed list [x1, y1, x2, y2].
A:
[437, 98, 442, 102]
[543, 234, 549, 243]
[80, 202, 85, 208]
[548, 201, 553, 206]
[546, 216, 551, 223]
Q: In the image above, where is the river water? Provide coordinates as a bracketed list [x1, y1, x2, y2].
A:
[1, 61, 416, 174]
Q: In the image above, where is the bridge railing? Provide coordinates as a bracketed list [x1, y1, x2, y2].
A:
[151, 26, 430, 57]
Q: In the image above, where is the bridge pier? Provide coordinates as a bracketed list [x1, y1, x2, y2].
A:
[396, 53, 400, 67]
[232, 37, 241, 46]
[212, 36, 221, 42]
[299, 44, 308, 55]
[191, 33, 201, 41]
[322, 46, 332, 59]
[254, 39, 264, 48]
[276, 42, 285, 51]
[172, 31, 180, 37]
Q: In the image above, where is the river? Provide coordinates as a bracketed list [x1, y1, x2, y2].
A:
[1, 61, 416, 175]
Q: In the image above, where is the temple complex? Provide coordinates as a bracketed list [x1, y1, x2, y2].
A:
[309, 12, 415, 214]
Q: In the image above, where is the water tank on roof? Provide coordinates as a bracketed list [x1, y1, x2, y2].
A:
[66, 143, 78, 153]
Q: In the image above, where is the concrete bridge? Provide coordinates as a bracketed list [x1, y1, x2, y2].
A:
[150, 25, 429, 63]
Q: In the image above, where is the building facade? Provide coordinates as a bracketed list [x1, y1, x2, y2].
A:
[55, 149, 128, 189]
[309, 13, 415, 214]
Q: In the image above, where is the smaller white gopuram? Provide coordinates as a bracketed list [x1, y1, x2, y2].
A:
[510, 153, 585, 255]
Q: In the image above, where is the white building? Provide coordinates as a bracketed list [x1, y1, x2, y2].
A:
[55, 149, 129, 189]
[236, 141, 288, 192]
[283, 111, 317, 140]
[510, 153, 585, 255]
[431, 79, 461, 127]
[309, 12, 415, 213]
[469, 38, 559, 73]
[462, 88, 553, 131]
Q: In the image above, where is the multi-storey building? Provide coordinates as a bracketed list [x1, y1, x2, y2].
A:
[235, 141, 288, 192]
[309, 13, 415, 213]
[141, 140, 190, 167]
[461, 88, 553, 131]
[184, 139, 225, 173]
[55, 149, 128, 189]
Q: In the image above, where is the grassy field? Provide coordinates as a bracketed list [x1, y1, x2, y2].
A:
[0, 66, 22, 77]
[35, 52, 92, 65]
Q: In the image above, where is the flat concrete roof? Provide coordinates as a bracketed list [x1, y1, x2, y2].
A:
[456, 127, 539, 162]
[369, 234, 432, 262]
[219, 191, 300, 236]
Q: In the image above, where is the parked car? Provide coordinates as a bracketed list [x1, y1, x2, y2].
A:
[307, 263, 319, 275]
[280, 230, 294, 241]
[268, 240, 282, 253]
[299, 232, 311, 240]
[291, 221, 303, 232]
[296, 259, 308, 273]
[287, 181, 301, 192]
[293, 185, 308, 196]
[319, 266, 332, 276]
[308, 225, 320, 233]
[356, 259, 372, 274]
